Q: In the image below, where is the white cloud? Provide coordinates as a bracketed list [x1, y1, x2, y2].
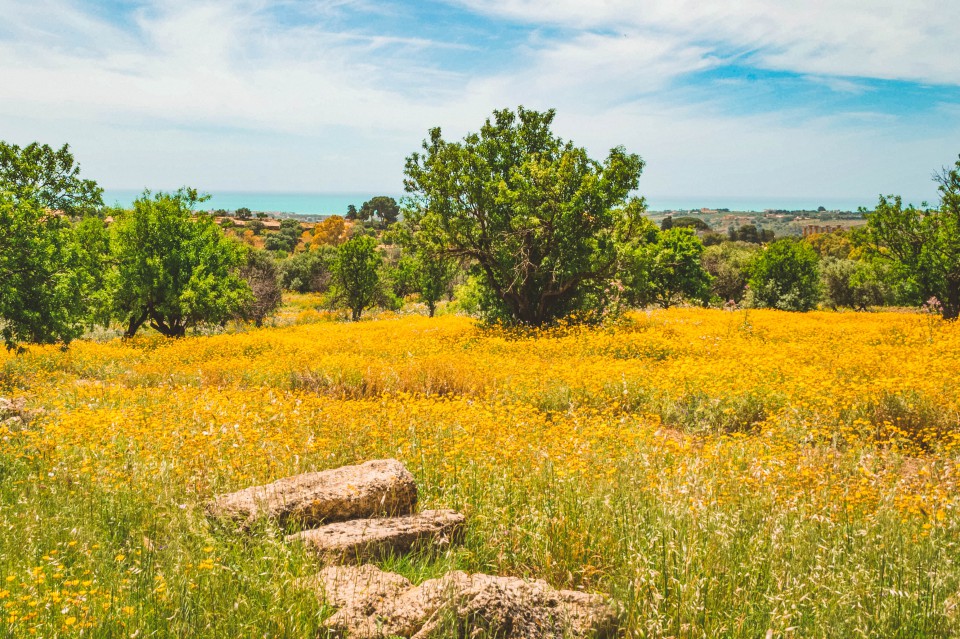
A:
[0, 0, 955, 200]
[449, 0, 960, 85]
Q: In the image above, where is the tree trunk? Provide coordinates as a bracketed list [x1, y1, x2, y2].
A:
[124, 310, 149, 338]
[944, 282, 960, 320]
[150, 314, 187, 337]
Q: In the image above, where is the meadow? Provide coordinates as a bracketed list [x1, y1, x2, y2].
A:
[1, 300, 959, 637]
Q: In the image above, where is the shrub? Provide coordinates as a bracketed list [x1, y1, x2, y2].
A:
[748, 239, 821, 311]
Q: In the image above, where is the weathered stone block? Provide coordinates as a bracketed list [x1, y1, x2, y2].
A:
[287, 509, 464, 563]
[309, 564, 620, 639]
[207, 459, 417, 529]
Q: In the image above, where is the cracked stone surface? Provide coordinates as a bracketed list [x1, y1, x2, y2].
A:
[287, 509, 465, 563]
[206, 459, 417, 529]
[310, 564, 619, 639]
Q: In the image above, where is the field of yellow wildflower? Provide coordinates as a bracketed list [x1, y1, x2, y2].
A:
[1, 301, 959, 637]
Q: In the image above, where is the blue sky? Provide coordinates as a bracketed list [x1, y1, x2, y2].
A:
[1, 0, 958, 207]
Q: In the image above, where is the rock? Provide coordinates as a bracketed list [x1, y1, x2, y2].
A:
[0, 397, 29, 430]
[304, 564, 412, 609]
[206, 459, 417, 529]
[311, 564, 619, 639]
[287, 509, 465, 563]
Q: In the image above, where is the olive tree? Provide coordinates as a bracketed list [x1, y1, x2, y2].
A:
[403, 107, 647, 325]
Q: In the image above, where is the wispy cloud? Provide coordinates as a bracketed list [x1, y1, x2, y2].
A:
[447, 0, 960, 85]
[0, 0, 956, 201]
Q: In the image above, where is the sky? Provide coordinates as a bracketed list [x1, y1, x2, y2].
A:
[1, 0, 958, 207]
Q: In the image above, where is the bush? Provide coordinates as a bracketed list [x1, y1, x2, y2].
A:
[701, 242, 759, 304]
[630, 228, 712, 308]
[821, 258, 893, 310]
[280, 248, 335, 293]
[237, 249, 283, 327]
[747, 239, 821, 311]
[0, 194, 91, 349]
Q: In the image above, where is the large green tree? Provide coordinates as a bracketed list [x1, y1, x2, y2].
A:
[358, 196, 400, 227]
[865, 156, 960, 319]
[0, 193, 91, 349]
[107, 189, 251, 337]
[0, 141, 103, 216]
[403, 107, 647, 325]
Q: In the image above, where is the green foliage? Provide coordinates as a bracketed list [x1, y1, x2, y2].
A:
[0, 193, 91, 349]
[279, 247, 335, 293]
[865, 155, 960, 319]
[805, 230, 855, 260]
[0, 141, 103, 216]
[358, 196, 400, 227]
[451, 274, 485, 315]
[106, 189, 251, 337]
[701, 242, 760, 304]
[404, 106, 647, 325]
[670, 216, 711, 231]
[237, 249, 283, 327]
[628, 228, 712, 308]
[71, 214, 113, 326]
[414, 252, 458, 317]
[821, 258, 894, 310]
[265, 219, 303, 253]
[728, 224, 774, 244]
[748, 239, 821, 311]
[393, 223, 460, 316]
[235, 207, 252, 220]
[332, 236, 383, 320]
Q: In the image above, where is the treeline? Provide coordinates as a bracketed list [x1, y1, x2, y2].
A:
[2, 107, 959, 349]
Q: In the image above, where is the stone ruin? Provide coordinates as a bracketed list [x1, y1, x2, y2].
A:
[208, 459, 619, 638]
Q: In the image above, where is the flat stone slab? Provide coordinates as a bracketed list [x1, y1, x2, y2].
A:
[287, 509, 465, 563]
[309, 564, 619, 639]
[206, 459, 417, 529]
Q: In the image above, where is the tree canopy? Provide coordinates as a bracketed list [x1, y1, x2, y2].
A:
[640, 228, 712, 308]
[106, 189, 251, 337]
[0, 193, 92, 349]
[403, 106, 647, 325]
[0, 141, 103, 216]
[865, 156, 960, 319]
[358, 196, 400, 226]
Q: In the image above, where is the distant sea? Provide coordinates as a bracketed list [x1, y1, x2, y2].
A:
[102, 190, 384, 217]
[102, 190, 928, 216]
